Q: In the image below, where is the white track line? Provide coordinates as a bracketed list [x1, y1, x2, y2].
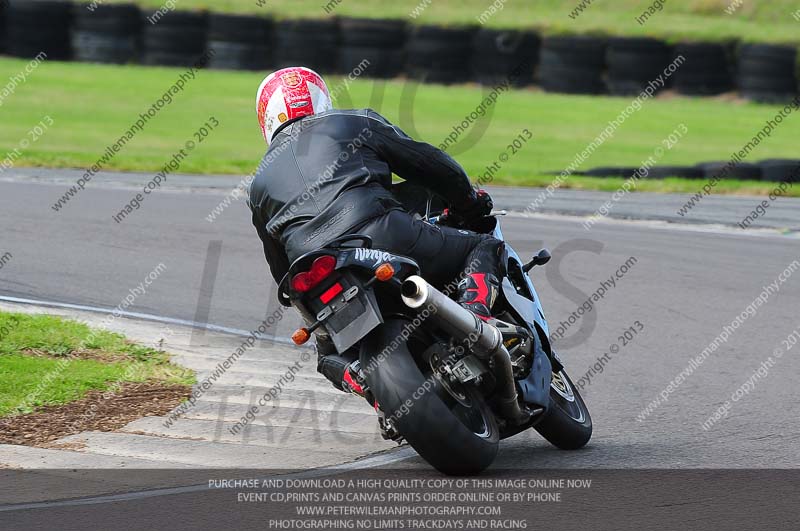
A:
[0, 296, 417, 512]
[0, 295, 303, 348]
[0, 448, 417, 512]
[507, 211, 799, 238]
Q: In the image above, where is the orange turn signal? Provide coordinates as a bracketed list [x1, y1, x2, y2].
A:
[292, 328, 311, 345]
[375, 263, 395, 282]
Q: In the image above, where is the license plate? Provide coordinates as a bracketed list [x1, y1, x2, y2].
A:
[316, 285, 382, 353]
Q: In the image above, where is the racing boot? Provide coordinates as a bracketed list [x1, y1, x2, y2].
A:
[317, 348, 374, 402]
[340, 360, 370, 400]
[343, 362, 403, 442]
[456, 237, 505, 320]
[317, 346, 399, 440]
[457, 272, 501, 321]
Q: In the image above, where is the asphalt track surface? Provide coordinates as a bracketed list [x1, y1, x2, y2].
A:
[2, 172, 799, 528]
[2, 171, 799, 468]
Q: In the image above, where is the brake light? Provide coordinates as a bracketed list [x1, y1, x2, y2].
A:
[319, 282, 343, 304]
[291, 255, 337, 293]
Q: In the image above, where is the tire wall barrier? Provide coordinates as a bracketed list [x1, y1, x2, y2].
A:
[576, 160, 800, 183]
[0, 0, 7, 54]
[208, 13, 272, 71]
[7, 0, 73, 60]
[407, 25, 476, 84]
[672, 42, 734, 95]
[274, 19, 339, 73]
[472, 29, 539, 87]
[1, 1, 798, 104]
[737, 44, 799, 103]
[141, 9, 207, 67]
[606, 37, 671, 96]
[539, 36, 607, 94]
[339, 17, 406, 78]
[72, 4, 140, 65]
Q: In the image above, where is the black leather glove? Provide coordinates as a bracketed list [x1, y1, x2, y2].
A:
[452, 189, 493, 220]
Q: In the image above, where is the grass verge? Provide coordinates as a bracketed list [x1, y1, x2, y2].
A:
[0, 310, 194, 417]
[1, 58, 798, 197]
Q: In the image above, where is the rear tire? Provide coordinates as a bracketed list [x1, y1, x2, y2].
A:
[534, 370, 592, 450]
[360, 320, 498, 475]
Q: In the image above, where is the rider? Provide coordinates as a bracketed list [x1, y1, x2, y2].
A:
[249, 66, 504, 396]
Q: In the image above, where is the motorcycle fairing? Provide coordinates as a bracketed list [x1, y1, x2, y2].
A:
[499, 277, 552, 409]
[494, 223, 555, 409]
[336, 248, 421, 278]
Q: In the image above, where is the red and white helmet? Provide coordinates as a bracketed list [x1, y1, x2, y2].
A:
[256, 66, 333, 145]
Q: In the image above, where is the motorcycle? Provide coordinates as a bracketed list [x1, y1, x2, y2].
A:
[278, 183, 592, 475]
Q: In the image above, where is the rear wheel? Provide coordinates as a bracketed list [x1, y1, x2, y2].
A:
[534, 370, 592, 450]
[360, 320, 498, 475]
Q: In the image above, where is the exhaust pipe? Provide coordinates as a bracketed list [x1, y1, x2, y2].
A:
[401, 276, 531, 425]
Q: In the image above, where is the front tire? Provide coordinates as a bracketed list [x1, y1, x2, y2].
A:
[360, 320, 499, 475]
[534, 370, 592, 450]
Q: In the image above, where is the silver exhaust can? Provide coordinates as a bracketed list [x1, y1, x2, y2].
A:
[401, 275, 502, 358]
[401, 275, 532, 425]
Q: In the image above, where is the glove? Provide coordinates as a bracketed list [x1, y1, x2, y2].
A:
[452, 189, 493, 220]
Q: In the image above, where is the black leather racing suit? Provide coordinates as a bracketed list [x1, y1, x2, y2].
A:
[248, 109, 503, 383]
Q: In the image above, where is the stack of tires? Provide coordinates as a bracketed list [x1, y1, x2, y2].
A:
[471, 29, 538, 86]
[605, 37, 672, 95]
[758, 159, 800, 183]
[273, 19, 339, 73]
[141, 10, 208, 67]
[578, 162, 793, 181]
[696, 161, 762, 181]
[672, 42, 734, 95]
[338, 18, 406, 78]
[582, 167, 637, 178]
[71, 4, 140, 64]
[645, 166, 703, 180]
[5, 0, 73, 60]
[538, 36, 607, 94]
[207, 14, 272, 71]
[406, 25, 475, 84]
[4, 4, 800, 106]
[0, 0, 6, 54]
[737, 44, 798, 103]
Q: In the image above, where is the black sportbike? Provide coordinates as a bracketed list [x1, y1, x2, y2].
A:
[278, 184, 592, 475]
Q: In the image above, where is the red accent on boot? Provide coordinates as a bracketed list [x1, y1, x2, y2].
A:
[343, 368, 365, 396]
[465, 273, 490, 305]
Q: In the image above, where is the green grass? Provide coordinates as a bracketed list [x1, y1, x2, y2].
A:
[96, 0, 800, 43]
[0, 311, 194, 416]
[1, 57, 799, 197]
